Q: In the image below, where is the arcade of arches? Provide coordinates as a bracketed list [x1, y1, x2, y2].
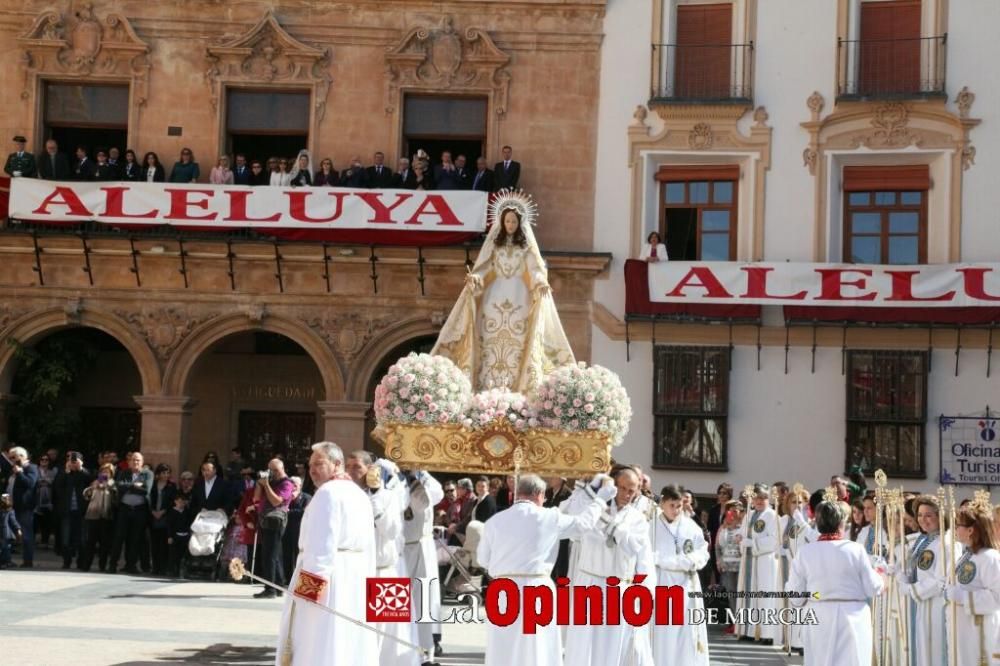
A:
[0, 240, 609, 473]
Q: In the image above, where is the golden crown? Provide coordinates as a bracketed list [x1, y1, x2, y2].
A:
[969, 489, 995, 515]
[489, 188, 538, 227]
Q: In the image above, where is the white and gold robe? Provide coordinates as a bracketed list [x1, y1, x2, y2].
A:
[371, 478, 420, 666]
[650, 512, 710, 665]
[779, 511, 817, 650]
[786, 539, 885, 666]
[476, 487, 608, 666]
[950, 547, 1000, 666]
[737, 505, 782, 643]
[903, 531, 962, 666]
[564, 500, 655, 666]
[401, 471, 443, 654]
[276, 479, 377, 666]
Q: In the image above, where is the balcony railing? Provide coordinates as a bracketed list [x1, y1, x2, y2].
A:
[837, 35, 947, 99]
[650, 43, 754, 103]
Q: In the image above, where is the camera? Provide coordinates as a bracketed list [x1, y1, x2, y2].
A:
[258, 470, 270, 480]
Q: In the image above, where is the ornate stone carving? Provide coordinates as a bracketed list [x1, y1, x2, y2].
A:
[18, 4, 151, 103]
[753, 106, 769, 127]
[243, 304, 267, 324]
[0, 305, 30, 333]
[866, 102, 914, 148]
[63, 298, 82, 323]
[802, 147, 818, 175]
[955, 86, 975, 119]
[961, 144, 977, 171]
[688, 123, 714, 150]
[631, 104, 648, 127]
[384, 16, 511, 116]
[204, 11, 332, 119]
[305, 311, 396, 361]
[806, 91, 824, 121]
[115, 308, 215, 360]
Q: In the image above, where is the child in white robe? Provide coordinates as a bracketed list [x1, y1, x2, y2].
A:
[946, 503, 1000, 666]
[737, 483, 781, 646]
[779, 487, 816, 654]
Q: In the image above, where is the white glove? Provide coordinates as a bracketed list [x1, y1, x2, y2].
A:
[596, 481, 616, 502]
[590, 473, 612, 491]
[943, 584, 965, 604]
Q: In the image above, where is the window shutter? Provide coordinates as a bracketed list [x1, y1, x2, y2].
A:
[655, 164, 740, 182]
[674, 4, 733, 98]
[842, 165, 930, 191]
[859, 1, 922, 95]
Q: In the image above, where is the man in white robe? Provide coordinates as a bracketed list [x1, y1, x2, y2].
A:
[737, 483, 782, 645]
[786, 500, 885, 666]
[651, 484, 710, 665]
[276, 441, 377, 666]
[477, 473, 616, 666]
[358, 456, 422, 666]
[563, 467, 655, 666]
[402, 469, 444, 661]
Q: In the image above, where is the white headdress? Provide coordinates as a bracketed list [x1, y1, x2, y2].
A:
[472, 189, 544, 277]
[289, 149, 315, 180]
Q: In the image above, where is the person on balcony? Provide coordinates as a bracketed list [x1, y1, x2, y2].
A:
[640, 231, 668, 263]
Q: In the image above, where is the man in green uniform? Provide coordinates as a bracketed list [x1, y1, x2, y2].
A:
[4, 135, 36, 178]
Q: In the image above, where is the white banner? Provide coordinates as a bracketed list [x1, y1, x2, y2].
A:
[940, 416, 1000, 485]
[8, 179, 487, 233]
[648, 261, 1000, 308]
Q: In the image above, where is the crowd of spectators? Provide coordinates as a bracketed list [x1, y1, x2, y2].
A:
[0, 445, 312, 591]
[6, 135, 524, 193]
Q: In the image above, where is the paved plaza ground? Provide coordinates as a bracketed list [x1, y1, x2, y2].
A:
[0, 550, 802, 665]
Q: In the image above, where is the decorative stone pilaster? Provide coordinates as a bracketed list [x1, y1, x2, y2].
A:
[134, 396, 196, 473]
[316, 400, 371, 454]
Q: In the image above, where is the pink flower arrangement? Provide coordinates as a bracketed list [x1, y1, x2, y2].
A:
[463, 388, 534, 431]
[529, 362, 632, 445]
[373, 353, 471, 426]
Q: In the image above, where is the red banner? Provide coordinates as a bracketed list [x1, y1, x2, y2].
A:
[7, 179, 487, 245]
[648, 261, 1000, 308]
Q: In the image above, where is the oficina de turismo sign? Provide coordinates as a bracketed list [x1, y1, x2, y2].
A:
[939, 414, 1000, 485]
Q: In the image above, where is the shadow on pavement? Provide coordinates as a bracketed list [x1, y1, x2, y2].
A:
[111, 643, 274, 665]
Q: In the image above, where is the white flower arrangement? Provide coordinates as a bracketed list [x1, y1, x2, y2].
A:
[463, 388, 534, 431]
[529, 362, 632, 445]
[373, 353, 472, 426]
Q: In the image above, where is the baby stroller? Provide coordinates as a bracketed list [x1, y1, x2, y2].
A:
[182, 509, 229, 581]
[437, 520, 486, 601]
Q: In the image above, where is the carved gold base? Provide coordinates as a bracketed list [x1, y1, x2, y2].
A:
[373, 420, 612, 477]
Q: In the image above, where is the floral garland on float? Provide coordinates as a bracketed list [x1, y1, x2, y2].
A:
[371, 191, 630, 476]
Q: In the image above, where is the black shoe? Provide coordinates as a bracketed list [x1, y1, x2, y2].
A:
[793, 647, 804, 656]
[738, 635, 754, 643]
[760, 639, 774, 646]
[20, 561, 33, 568]
[61, 562, 71, 570]
[254, 589, 276, 599]
[123, 567, 140, 575]
[434, 643, 443, 657]
[275, 590, 283, 598]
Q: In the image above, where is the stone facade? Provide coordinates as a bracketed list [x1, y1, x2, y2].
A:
[0, 0, 611, 472]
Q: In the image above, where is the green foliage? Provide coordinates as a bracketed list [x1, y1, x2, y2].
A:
[8, 334, 100, 450]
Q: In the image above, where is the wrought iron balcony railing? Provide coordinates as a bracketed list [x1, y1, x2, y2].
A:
[837, 34, 947, 99]
[650, 43, 754, 103]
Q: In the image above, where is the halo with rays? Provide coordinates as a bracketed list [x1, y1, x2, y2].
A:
[488, 188, 538, 227]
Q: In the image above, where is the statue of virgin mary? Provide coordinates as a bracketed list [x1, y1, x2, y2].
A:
[432, 190, 575, 394]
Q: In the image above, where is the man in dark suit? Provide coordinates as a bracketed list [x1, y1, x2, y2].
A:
[107, 147, 123, 180]
[453, 154, 471, 190]
[392, 157, 416, 189]
[232, 154, 252, 185]
[92, 150, 117, 181]
[37, 139, 71, 180]
[73, 146, 95, 181]
[0, 446, 39, 567]
[365, 151, 394, 189]
[191, 460, 232, 515]
[460, 476, 497, 533]
[4, 135, 37, 179]
[470, 157, 494, 193]
[434, 151, 464, 190]
[110, 451, 153, 574]
[53, 451, 91, 570]
[339, 155, 369, 188]
[493, 145, 521, 191]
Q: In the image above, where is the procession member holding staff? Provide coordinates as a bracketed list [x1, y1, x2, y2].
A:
[402, 468, 445, 660]
[947, 500, 1000, 666]
[563, 467, 655, 666]
[651, 483, 710, 665]
[737, 483, 782, 646]
[897, 494, 961, 666]
[477, 473, 616, 666]
[786, 500, 885, 666]
[275, 441, 377, 666]
[778, 485, 816, 655]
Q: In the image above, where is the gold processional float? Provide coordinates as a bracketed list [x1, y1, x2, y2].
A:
[371, 189, 630, 477]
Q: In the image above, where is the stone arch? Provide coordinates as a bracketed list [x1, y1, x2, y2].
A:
[346, 317, 441, 401]
[162, 313, 344, 400]
[0, 306, 161, 396]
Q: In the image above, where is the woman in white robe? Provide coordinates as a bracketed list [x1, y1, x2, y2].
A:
[897, 495, 962, 666]
[946, 504, 1000, 666]
[737, 483, 782, 645]
[651, 484, 710, 666]
[432, 191, 574, 392]
[778, 487, 815, 654]
[276, 442, 377, 666]
[786, 500, 885, 666]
